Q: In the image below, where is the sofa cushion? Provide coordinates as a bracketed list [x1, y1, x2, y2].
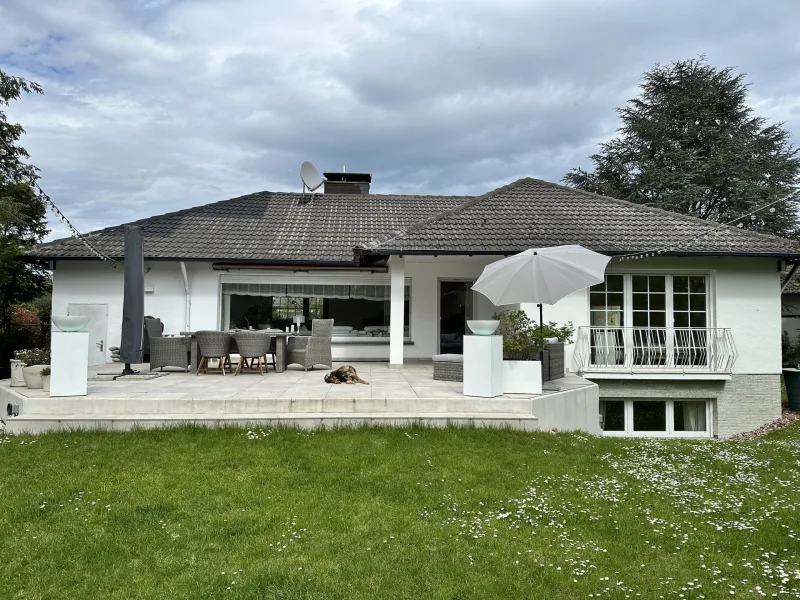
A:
[432, 353, 463, 363]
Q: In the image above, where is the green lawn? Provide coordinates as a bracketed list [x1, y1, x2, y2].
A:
[1, 425, 799, 599]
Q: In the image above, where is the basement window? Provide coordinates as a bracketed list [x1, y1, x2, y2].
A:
[600, 399, 711, 437]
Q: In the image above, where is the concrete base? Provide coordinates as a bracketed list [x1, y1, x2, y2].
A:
[0, 373, 599, 435]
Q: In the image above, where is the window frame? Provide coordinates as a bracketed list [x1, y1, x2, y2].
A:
[589, 271, 713, 330]
[600, 398, 713, 438]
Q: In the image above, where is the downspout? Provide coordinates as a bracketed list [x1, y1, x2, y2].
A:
[180, 261, 191, 332]
[782, 263, 800, 293]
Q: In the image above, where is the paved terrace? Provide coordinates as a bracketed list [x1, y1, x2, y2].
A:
[2, 362, 598, 434]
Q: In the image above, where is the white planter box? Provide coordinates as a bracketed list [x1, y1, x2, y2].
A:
[463, 335, 503, 398]
[503, 360, 542, 395]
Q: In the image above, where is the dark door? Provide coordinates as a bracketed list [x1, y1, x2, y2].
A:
[439, 281, 474, 354]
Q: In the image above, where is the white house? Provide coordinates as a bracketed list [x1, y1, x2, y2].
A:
[27, 176, 800, 438]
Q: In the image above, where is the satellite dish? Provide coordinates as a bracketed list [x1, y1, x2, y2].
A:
[300, 161, 324, 193]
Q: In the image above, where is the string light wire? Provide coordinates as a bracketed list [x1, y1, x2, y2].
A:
[0, 137, 120, 264]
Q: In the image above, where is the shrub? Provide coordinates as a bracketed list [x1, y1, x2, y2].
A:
[782, 330, 800, 367]
[40, 367, 51, 376]
[493, 310, 575, 361]
[14, 348, 51, 367]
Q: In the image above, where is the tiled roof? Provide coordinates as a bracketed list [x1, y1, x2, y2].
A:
[30, 177, 800, 264]
[360, 178, 800, 258]
[28, 192, 468, 263]
[782, 270, 800, 295]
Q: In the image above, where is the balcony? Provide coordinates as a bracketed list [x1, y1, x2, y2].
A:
[574, 327, 737, 377]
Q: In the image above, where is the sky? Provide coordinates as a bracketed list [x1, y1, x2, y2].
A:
[1, 0, 799, 242]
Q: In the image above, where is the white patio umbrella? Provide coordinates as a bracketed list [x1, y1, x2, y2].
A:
[472, 245, 611, 348]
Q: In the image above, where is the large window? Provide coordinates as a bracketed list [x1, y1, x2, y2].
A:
[221, 282, 410, 338]
[600, 399, 710, 437]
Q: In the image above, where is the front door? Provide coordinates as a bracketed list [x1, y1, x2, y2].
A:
[67, 303, 108, 365]
[439, 281, 475, 354]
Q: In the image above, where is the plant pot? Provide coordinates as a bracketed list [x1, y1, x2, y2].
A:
[783, 369, 800, 411]
[42, 374, 50, 392]
[22, 365, 48, 389]
[503, 359, 542, 394]
[10, 359, 26, 387]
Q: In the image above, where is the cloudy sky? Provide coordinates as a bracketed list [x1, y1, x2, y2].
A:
[1, 0, 799, 241]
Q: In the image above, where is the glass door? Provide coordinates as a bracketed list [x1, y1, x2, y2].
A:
[439, 281, 475, 354]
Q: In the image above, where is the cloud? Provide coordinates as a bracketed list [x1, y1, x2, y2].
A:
[1, 0, 799, 239]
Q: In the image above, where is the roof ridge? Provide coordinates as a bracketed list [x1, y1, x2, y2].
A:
[359, 178, 533, 250]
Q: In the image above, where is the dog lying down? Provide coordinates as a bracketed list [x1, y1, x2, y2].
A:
[324, 365, 369, 385]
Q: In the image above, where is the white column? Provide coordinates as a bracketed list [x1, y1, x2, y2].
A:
[389, 256, 406, 365]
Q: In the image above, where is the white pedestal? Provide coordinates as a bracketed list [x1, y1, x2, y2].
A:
[503, 360, 543, 394]
[463, 335, 503, 398]
[50, 332, 89, 397]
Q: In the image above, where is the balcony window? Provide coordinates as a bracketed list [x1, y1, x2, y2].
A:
[600, 399, 711, 437]
[577, 273, 736, 373]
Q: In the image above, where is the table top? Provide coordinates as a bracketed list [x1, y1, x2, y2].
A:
[180, 330, 296, 337]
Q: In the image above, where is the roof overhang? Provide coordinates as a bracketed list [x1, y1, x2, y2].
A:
[356, 248, 800, 260]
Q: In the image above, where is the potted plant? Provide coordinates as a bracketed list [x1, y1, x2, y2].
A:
[494, 310, 574, 393]
[16, 348, 51, 389]
[41, 367, 51, 392]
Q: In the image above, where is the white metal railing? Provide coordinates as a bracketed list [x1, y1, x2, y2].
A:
[574, 327, 737, 374]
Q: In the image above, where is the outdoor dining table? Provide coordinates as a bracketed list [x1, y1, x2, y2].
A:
[179, 330, 295, 374]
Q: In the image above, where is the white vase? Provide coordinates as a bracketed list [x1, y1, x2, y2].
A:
[42, 374, 51, 392]
[22, 364, 48, 389]
[10, 359, 26, 387]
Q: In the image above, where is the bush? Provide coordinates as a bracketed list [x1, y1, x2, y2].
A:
[40, 367, 51, 376]
[14, 347, 51, 367]
[493, 310, 575, 361]
[782, 330, 800, 367]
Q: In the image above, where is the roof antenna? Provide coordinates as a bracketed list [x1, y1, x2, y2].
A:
[300, 161, 324, 203]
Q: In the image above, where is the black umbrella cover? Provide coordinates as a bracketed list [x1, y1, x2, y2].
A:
[119, 225, 144, 365]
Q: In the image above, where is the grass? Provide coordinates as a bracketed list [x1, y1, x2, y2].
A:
[1, 425, 799, 599]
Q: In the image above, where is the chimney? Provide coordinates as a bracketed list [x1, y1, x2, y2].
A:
[323, 172, 371, 194]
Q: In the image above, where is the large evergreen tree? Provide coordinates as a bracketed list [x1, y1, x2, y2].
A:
[0, 69, 49, 337]
[564, 57, 800, 236]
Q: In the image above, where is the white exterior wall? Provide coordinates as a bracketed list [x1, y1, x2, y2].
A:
[50, 255, 781, 376]
[52, 261, 218, 360]
[518, 256, 782, 377]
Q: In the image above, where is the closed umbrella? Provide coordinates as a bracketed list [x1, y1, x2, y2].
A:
[472, 245, 611, 352]
[118, 225, 144, 376]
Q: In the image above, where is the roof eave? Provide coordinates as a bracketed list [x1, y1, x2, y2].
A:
[359, 248, 800, 259]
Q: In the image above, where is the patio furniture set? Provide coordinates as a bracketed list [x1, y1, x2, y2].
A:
[144, 317, 334, 375]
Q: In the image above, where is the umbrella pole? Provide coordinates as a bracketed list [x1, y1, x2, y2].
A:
[538, 303, 544, 362]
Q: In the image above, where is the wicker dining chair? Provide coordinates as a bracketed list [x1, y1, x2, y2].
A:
[145, 317, 191, 372]
[232, 331, 273, 375]
[286, 319, 333, 371]
[195, 331, 234, 375]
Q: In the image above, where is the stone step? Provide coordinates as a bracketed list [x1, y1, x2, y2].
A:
[4, 412, 541, 434]
[17, 396, 535, 416]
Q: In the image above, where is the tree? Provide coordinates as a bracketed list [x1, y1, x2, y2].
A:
[564, 57, 800, 237]
[0, 69, 49, 340]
